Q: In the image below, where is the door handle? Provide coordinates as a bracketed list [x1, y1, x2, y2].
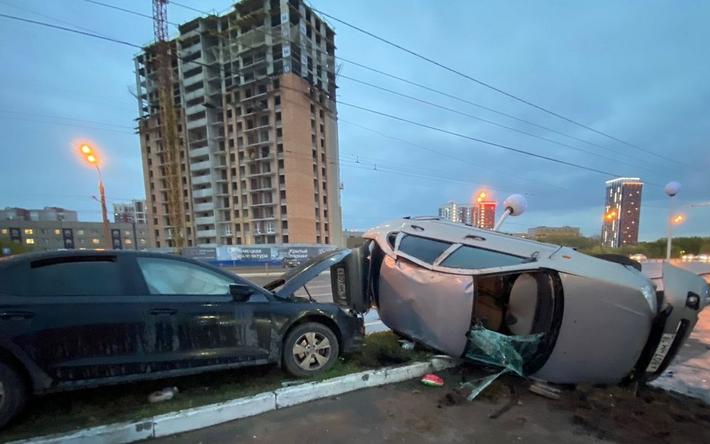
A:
[149, 308, 177, 316]
[0, 311, 34, 320]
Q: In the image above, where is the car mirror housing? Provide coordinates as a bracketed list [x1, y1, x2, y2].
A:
[229, 283, 253, 301]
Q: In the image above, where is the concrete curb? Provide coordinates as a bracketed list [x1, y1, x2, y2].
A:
[9, 357, 457, 444]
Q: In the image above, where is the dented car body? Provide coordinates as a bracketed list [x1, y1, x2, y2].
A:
[341, 217, 707, 385]
[0, 251, 363, 403]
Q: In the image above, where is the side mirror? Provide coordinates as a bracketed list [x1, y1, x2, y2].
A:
[229, 283, 253, 302]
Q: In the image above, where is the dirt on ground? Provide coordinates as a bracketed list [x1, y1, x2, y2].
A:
[437, 365, 710, 444]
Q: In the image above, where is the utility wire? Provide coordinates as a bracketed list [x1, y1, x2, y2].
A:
[0, 12, 141, 48]
[82, 0, 179, 26]
[78, 1, 668, 174]
[339, 74, 657, 174]
[171, 1, 210, 16]
[311, 6, 687, 167]
[7, 8, 665, 186]
[339, 101, 627, 179]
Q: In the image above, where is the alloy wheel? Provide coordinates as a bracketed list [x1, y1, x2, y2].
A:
[292, 331, 332, 371]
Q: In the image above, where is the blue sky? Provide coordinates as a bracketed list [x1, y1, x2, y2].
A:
[0, 0, 708, 240]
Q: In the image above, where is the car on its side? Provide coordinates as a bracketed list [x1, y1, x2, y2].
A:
[343, 217, 707, 385]
[0, 250, 365, 429]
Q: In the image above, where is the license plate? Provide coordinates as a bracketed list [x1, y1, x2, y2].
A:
[646, 332, 676, 373]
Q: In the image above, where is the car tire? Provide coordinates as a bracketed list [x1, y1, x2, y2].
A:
[0, 361, 28, 430]
[283, 322, 340, 377]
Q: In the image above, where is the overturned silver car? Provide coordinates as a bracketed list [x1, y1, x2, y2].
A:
[328, 217, 708, 385]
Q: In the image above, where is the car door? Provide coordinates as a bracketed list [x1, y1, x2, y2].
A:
[3, 254, 147, 383]
[133, 255, 272, 372]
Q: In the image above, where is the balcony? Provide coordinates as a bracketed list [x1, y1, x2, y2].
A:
[190, 160, 212, 172]
[190, 146, 210, 158]
[195, 215, 216, 225]
[196, 229, 217, 238]
[184, 89, 205, 102]
[192, 175, 212, 185]
[192, 188, 213, 198]
[193, 202, 214, 212]
[186, 117, 208, 129]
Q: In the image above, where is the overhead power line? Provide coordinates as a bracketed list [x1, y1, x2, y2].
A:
[170, 1, 210, 16]
[76, 0, 669, 175]
[82, 0, 178, 26]
[339, 101, 628, 179]
[339, 74, 658, 174]
[311, 6, 688, 167]
[0, 12, 141, 48]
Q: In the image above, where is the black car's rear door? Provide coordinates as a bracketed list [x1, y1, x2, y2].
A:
[3, 254, 148, 383]
[132, 256, 272, 371]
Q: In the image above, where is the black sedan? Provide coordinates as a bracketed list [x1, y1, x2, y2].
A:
[0, 250, 364, 428]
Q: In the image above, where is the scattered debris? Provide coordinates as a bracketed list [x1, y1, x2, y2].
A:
[421, 374, 445, 387]
[529, 381, 561, 400]
[148, 386, 178, 404]
[280, 380, 302, 387]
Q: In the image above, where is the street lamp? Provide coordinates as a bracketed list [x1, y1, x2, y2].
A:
[494, 194, 527, 231]
[665, 181, 682, 260]
[78, 143, 111, 250]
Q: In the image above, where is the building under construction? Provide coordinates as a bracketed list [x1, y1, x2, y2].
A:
[135, 0, 342, 248]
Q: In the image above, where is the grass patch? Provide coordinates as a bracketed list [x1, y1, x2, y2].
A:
[0, 332, 430, 442]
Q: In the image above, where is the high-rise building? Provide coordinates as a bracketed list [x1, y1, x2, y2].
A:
[135, 0, 342, 248]
[113, 200, 147, 224]
[601, 177, 643, 248]
[439, 202, 473, 224]
[472, 192, 496, 229]
[0, 207, 78, 222]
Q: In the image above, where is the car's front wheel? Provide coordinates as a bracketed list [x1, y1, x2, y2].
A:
[0, 361, 28, 430]
[283, 322, 340, 377]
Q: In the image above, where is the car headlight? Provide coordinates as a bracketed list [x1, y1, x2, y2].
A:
[641, 283, 657, 313]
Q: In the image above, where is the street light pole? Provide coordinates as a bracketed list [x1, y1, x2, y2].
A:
[79, 143, 112, 250]
[665, 181, 681, 260]
[96, 167, 112, 250]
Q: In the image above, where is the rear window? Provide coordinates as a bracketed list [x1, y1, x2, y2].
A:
[440, 245, 525, 269]
[398, 235, 451, 264]
[25, 258, 124, 296]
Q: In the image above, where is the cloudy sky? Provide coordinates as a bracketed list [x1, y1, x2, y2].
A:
[0, 0, 708, 240]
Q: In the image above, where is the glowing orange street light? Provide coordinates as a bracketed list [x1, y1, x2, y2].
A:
[605, 210, 617, 221]
[77, 143, 111, 250]
[476, 191, 487, 203]
[672, 214, 686, 225]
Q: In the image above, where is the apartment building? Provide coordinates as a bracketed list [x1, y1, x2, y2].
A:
[113, 199, 148, 224]
[0, 220, 149, 251]
[135, 0, 342, 248]
[0, 207, 78, 222]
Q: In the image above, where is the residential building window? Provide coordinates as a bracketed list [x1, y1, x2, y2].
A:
[24, 229, 33, 235]
[25, 238, 35, 245]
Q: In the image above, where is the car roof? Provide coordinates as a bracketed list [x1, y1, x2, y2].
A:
[0, 250, 177, 267]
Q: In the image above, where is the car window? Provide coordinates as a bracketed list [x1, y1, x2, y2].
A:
[137, 257, 233, 295]
[440, 245, 526, 269]
[398, 235, 451, 264]
[26, 258, 123, 296]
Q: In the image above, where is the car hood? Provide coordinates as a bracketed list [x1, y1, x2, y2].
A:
[265, 249, 351, 298]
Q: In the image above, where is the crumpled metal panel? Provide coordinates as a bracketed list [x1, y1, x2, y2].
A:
[377, 255, 473, 357]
